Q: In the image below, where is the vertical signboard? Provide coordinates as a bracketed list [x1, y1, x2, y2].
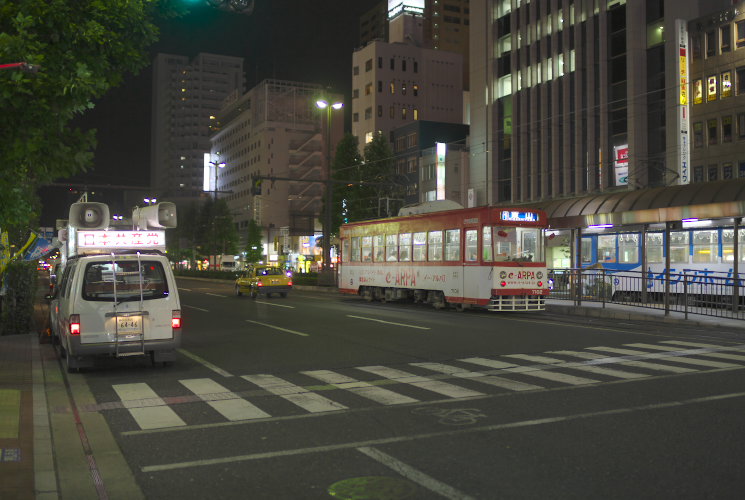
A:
[203, 153, 212, 192]
[436, 142, 446, 200]
[614, 145, 629, 186]
[677, 19, 690, 184]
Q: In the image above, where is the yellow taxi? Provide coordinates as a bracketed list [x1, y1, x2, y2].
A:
[235, 266, 292, 298]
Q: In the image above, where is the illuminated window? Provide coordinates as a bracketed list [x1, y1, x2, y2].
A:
[722, 71, 732, 98]
[386, 234, 398, 261]
[598, 235, 616, 263]
[390, 81, 395, 94]
[399, 233, 411, 261]
[350, 237, 360, 262]
[618, 233, 639, 264]
[445, 229, 461, 261]
[412, 232, 427, 261]
[670, 231, 688, 263]
[693, 230, 717, 263]
[361, 236, 373, 262]
[413, 108, 419, 120]
[373, 235, 385, 262]
[646, 233, 663, 263]
[707, 75, 717, 101]
[482, 227, 492, 262]
[413, 84, 419, 96]
[693, 79, 703, 104]
[428, 231, 443, 261]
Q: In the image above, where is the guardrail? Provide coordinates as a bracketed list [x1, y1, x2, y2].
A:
[548, 268, 745, 321]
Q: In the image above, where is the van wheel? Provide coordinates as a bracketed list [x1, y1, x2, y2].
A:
[280, 292, 287, 298]
[235, 285, 242, 297]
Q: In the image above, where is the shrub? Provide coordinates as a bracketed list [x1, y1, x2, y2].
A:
[0, 261, 38, 335]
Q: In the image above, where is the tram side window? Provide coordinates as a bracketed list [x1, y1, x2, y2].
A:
[519, 228, 539, 262]
[386, 234, 398, 261]
[670, 231, 689, 263]
[692, 230, 717, 263]
[428, 231, 443, 261]
[465, 230, 478, 262]
[413, 232, 427, 261]
[646, 233, 664, 263]
[351, 237, 360, 262]
[618, 233, 639, 263]
[721, 229, 745, 261]
[482, 227, 493, 261]
[399, 233, 412, 261]
[361, 236, 373, 262]
[445, 229, 461, 261]
[580, 237, 592, 263]
[493, 227, 515, 261]
[342, 239, 351, 263]
[598, 235, 616, 263]
[373, 235, 385, 262]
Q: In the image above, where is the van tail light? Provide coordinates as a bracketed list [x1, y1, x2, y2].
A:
[171, 310, 182, 329]
[70, 314, 81, 335]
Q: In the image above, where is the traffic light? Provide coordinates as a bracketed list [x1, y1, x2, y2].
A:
[251, 173, 262, 195]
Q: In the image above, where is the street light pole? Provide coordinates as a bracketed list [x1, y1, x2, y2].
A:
[209, 155, 226, 201]
[315, 99, 343, 284]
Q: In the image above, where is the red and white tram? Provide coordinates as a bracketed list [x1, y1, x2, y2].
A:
[338, 204, 550, 311]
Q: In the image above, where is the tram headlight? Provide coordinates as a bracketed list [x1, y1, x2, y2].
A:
[500, 281, 507, 287]
[537, 271, 544, 279]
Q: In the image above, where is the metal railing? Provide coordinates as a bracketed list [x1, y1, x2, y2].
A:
[548, 268, 745, 321]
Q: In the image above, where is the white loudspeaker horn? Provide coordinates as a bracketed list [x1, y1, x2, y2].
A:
[132, 202, 177, 230]
[68, 202, 110, 229]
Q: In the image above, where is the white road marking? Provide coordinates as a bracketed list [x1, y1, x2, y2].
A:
[205, 293, 227, 298]
[660, 341, 745, 361]
[411, 362, 543, 391]
[113, 383, 186, 430]
[588, 346, 740, 369]
[460, 357, 598, 386]
[254, 300, 294, 308]
[182, 304, 209, 312]
[302, 370, 419, 405]
[179, 288, 193, 291]
[242, 374, 347, 413]
[357, 446, 476, 500]
[245, 320, 309, 337]
[625, 344, 741, 369]
[179, 379, 270, 421]
[506, 354, 649, 380]
[140, 390, 745, 472]
[549, 350, 697, 374]
[346, 315, 430, 330]
[356, 366, 484, 398]
[177, 349, 233, 377]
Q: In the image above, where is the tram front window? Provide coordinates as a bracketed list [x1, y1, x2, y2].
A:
[493, 227, 543, 262]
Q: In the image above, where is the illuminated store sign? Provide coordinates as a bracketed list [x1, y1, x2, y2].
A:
[388, 0, 425, 18]
[78, 231, 165, 249]
[500, 211, 538, 223]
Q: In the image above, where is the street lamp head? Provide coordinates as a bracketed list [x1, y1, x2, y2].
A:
[316, 99, 329, 109]
[331, 102, 343, 110]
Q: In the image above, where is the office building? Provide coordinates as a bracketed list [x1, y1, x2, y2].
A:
[469, 0, 732, 207]
[150, 52, 245, 203]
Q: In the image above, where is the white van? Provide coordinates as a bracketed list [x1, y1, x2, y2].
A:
[48, 201, 181, 372]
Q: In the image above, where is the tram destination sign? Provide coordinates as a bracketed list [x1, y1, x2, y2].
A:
[500, 211, 539, 223]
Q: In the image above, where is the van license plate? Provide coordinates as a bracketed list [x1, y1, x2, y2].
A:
[118, 316, 143, 334]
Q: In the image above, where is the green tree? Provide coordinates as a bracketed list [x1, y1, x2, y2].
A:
[167, 201, 199, 268]
[196, 198, 238, 260]
[360, 132, 400, 219]
[0, 0, 184, 227]
[244, 219, 264, 264]
[330, 133, 362, 232]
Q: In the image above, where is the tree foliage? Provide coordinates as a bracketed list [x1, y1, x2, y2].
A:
[0, 0, 184, 227]
[244, 219, 264, 263]
[196, 198, 239, 258]
[330, 133, 362, 233]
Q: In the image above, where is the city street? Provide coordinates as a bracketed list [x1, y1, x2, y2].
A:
[41, 278, 745, 499]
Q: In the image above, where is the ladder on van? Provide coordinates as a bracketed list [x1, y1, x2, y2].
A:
[112, 252, 146, 357]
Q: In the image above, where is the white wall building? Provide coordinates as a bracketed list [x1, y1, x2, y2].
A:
[209, 80, 343, 268]
[351, 13, 464, 146]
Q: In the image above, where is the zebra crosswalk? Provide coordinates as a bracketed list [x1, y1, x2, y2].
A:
[107, 340, 745, 431]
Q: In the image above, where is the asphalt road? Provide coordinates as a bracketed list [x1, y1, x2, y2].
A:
[44, 277, 745, 499]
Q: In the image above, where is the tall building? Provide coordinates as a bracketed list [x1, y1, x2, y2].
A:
[209, 80, 343, 269]
[150, 52, 245, 203]
[469, 0, 732, 207]
[351, 13, 464, 146]
[688, 2, 745, 183]
[361, 1, 471, 88]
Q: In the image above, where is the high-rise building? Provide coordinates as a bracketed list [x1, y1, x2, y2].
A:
[352, 12, 464, 147]
[469, 0, 732, 207]
[688, 3, 745, 183]
[150, 52, 245, 203]
[360, 1, 471, 88]
[209, 80, 343, 267]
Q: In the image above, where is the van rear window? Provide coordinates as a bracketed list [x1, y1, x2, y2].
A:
[82, 260, 169, 302]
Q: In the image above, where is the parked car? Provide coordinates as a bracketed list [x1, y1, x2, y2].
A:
[235, 266, 292, 298]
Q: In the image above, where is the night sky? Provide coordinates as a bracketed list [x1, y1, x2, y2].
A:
[39, 0, 380, 226]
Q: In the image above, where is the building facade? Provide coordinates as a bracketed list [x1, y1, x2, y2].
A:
[150, 53, 245, 204]
[209, 80, 343, 269]
[688, 2, 745, 183]
[351, 29, 464, 146]
[469, 0, 732, 208]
